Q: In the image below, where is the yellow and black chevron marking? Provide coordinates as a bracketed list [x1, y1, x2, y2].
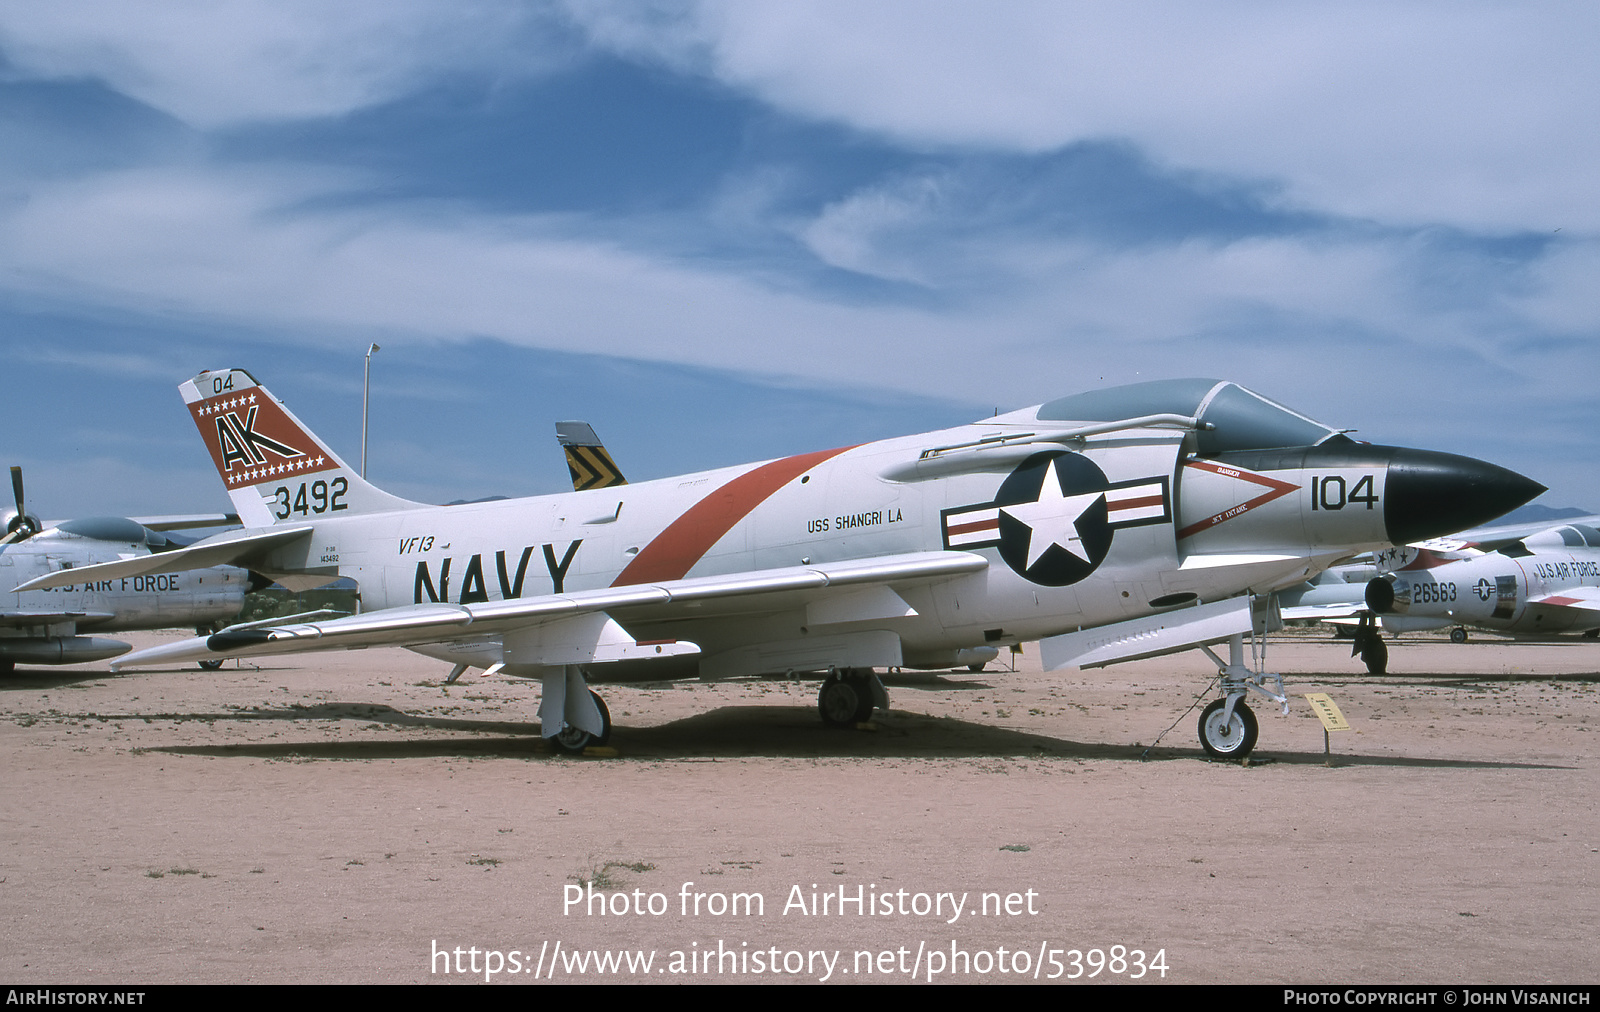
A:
[565, 444, 627, 490]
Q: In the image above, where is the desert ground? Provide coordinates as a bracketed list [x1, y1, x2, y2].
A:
[2, 628, 1595, 985]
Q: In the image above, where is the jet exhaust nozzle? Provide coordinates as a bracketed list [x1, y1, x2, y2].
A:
[1366, 576, 1408, 614]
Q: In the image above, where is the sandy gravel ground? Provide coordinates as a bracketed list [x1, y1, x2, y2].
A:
[2, 629, 1595, 985]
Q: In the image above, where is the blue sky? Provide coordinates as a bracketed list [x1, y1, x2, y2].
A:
[1, 2, 1595, 520]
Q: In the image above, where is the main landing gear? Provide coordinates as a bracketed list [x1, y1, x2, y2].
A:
[197, 625, 225, 670]
[552, 691, 611, 754]
[1197, 632, 1286, 760]
[539, 665, 613, 754]
[818, 667, 889, 727]
[1352, 615, 1388, 674]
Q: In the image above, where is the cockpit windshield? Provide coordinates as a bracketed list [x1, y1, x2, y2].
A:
[1036, 378, 1341, 454]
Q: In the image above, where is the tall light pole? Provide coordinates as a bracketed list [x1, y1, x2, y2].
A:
[361, 343, 380, 478]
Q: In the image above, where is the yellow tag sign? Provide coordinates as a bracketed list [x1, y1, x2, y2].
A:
[1304, 693, 1350, 731]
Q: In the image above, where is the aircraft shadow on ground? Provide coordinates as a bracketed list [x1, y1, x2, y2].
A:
[128, 699, 1572, 769]
[0, 668, 135, 690]
[1309, 670, 1600, 689]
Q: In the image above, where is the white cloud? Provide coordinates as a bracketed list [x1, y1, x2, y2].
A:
[0, 0, 560, 126]
[6, 2, 1595, 233]
[1, 163, 1587, 408]
[573, 1, 1600, 233]
[1513, 238, 1600, 338]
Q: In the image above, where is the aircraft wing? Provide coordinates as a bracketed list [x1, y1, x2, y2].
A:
[11, 525, 312, 592]
[1411, 515, 1600, 554]
[1273, 580, 1369, 621]
[129, 512, 241, 532]
[0, 609, 116, 628]
[112, 551, 988, 669]
[1279, 601, 1368, 621]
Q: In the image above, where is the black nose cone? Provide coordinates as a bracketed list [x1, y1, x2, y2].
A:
[1384, 448, 1545, 544]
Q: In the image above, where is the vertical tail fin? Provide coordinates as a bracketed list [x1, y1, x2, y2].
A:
[181, 368, 423, 526]
[555, 420, 628, 490]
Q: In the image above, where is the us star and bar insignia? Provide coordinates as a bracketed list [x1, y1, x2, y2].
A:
[941, 450, 1170, 587]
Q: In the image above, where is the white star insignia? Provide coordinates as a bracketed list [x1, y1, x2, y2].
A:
[1000, 458, 1104, 568]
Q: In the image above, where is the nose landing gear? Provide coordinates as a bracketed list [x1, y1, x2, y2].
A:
[1198, 698, 1259, 759]
[1197, 632, 1286, 760]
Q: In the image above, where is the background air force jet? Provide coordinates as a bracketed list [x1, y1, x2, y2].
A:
[1, 466, 248, 671]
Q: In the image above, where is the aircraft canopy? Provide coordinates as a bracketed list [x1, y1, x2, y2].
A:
[1038, 378, 1341, 455]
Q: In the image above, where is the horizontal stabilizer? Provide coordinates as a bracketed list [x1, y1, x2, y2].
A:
[1040, 598, 1255, 670]
[12, 526, 311, 592]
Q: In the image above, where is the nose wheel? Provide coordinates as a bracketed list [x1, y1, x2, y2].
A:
[1196, 630, 1282, 760]
[1199, 698, 1258, 759]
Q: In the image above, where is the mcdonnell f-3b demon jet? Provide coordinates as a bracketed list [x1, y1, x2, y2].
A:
[18, 371, 1541, 758]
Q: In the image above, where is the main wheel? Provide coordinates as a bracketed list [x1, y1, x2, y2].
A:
[1450, 627, 1468, 644]
[818, 674, 874, 727]
[1361, 634, 1388, 675]
[1198, 699, 1258, 759]
[198, 659, 224, 671]
[552, 691, 611, 754]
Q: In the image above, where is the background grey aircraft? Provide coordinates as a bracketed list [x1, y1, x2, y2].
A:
[27, 372, 1542, 759]
[1, 466, 250, 672]
[1366, 522, 1600, 641]
[1281, 519, 1600, 672]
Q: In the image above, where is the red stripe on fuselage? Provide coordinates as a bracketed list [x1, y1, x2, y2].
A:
[611, 446, 856, 587]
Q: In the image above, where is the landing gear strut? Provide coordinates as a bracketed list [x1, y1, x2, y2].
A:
[1352, 615, 1387, 674]
[818, 667, 886, 727]
[540, 665, 612, 754]
[1197, 632, 1286, 760]
[197, 625, 224, 670]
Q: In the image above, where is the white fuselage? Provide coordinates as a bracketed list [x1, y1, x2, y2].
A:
[244, 420, 1395, 675]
